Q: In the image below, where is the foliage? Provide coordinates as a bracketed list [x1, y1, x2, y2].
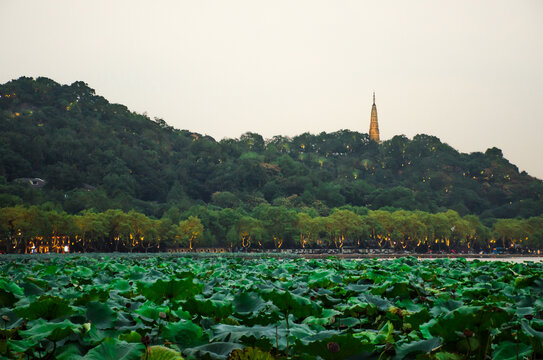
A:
[0, 255, 542, 359]
[2, 205, 543, 253]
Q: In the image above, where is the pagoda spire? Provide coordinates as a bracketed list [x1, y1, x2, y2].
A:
[369, 92, 380, 143]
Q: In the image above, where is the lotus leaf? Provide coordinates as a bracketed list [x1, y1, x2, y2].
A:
[260, 289, 321, 320]
[19, 318, 79, 344]
[0, 279, 23, 307]
[16, 295, 73, 320]
[86, 300, 117, 329]
[138, 278, 203, 303]
[393, 337, 442, 359]
[84, 337, 145, 360]
[143, 345, 185, 360]
[492, 341, 532, 360]
[226, 346, 274, 360]
[119, 331, 142, 343]
[162, 319, 207, 348]
[294, 333, 376, 360]
[182, 342, 243, 360]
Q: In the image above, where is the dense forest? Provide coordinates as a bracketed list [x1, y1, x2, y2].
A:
[1, 76, 543, 252]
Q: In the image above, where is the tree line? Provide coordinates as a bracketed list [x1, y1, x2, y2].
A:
[1, 205, 542, 254]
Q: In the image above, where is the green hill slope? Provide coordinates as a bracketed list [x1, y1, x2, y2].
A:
[1, 76, 542, 220]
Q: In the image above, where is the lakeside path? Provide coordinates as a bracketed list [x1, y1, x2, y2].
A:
[210, 252, 543, 261]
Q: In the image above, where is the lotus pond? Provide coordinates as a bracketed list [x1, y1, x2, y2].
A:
[1, 254, 543, 359]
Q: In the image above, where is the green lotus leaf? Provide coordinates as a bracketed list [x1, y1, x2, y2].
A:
[232, 291, 266, 315]
[459, 284, 491, 300]
[393, 337, 442, 360]
[344, 283, 372, 294]
[429, 299, 464, 317]
[84, 337, 145, 360]
[7, 338, 36, 355]
[182, 342, 243, 360]
[359, 293, 392, 312]
[111, 279, 132, 292]
[20, 318, 79, 343]
[21, 282, 44, 297]
[384, 280, 413, 298]
[127, 266, 149, 281]
[432, 352, 463, 360]
[43, 265, 59, 275]
[0, 308, 22, 329]
[138, 278, 203, 303]
[0, 279, 24, 307]
[491, 341, 532, 360]
[425, 304, 512, 341]
[81, 323, 111, 346]
[477, 304, 513, 332]
[22, 277, 48, 296]
[86, 301, 117, 329]
[307, 269, 336, 288]
[16, 295, 73, 320]
[231, 292, 281, 325]
[211, 323, 286, 349]
[134, 301, 170, 322]
[516, 307, 536, 317]
[456, 336, 480, 353]
[377, 320, 395, 344]
[515, 275, 538, 289]
[403, 308, 431, 330]
[521, 318, 543, 351]
[294, 333, 376, 360]
[73, 288, 111, 306]
[302, 308, 341, 328]
[339, 299, 378, 318]
[292, 328, 337, 347]
[172, 308, 192, 320]
[226, 347, 274, 360]
[118, 331, 142, 343]
[55, 343, 84, 360]
[260, 289, 321, 320]
[72, 265, 95, 279]
[521, 319, 543, 338]
[184, 296, 233, 320]
[161, 319, 207, 348]
[353, 320, 395, 345]
[143, 345, 184, 360]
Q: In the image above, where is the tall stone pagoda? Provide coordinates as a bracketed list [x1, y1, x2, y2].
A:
[369, 92, 380, 143]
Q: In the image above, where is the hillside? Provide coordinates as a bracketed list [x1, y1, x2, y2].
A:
[1, 76, 542, 222]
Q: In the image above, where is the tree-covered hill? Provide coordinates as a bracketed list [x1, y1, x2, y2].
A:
[1, 76, 542, 221]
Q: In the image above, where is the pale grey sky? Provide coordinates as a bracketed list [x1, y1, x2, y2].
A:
[1, 1, 542, 178]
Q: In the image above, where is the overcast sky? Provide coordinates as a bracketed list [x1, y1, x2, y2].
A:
[1, 1, 542, 178]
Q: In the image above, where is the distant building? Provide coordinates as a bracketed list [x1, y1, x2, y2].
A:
[369, 92, 380, 143]
[81, 184, 96, 191]
[15, 178, 46, 188]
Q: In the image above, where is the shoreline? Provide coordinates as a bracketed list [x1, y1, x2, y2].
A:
[0, 252, 541, 262]
[298, 253, 542, 259]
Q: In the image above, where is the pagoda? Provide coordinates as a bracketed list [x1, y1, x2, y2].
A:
[369, 92, 380, 143]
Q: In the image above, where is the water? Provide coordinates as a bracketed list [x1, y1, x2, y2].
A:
[463, 257, 542, 263]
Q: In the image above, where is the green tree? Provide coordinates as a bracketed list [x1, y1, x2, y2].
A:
[254, 205, 297, 249]
[177, 216, 204, 250]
